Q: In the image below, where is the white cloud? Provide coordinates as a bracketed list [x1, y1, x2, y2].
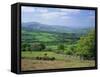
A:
[61, 16, 70, 19]
[40, 11, 69, 20]
[36, 8, 48, 13]
[60, 9, 81, 14]
[22, 6, 49, 13]
[22, 6, 35, 13]
[37, 11, 71, 26]
[22, 6, 80, 25]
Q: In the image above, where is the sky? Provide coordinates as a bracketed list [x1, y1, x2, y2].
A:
[21, 6, 95, 28]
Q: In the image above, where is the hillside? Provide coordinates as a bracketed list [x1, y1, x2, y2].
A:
[22, 22, 92, 34]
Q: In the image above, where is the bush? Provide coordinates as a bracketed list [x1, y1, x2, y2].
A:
[21, 43, 31, 51]
[50, 57, 55, 60]
[58, 44, 64, 50]
[35, 56, 56, 61]
[31, 43, 46, 51]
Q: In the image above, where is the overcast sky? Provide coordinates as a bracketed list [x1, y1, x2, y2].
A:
[21, 6, 95, 28]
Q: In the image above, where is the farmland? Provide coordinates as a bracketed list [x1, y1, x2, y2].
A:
[21, 22, 96, 71]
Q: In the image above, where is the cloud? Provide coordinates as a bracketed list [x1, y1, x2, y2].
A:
[36, 8, 48, 13]
[39, 11, 71, 22]
[60, 9, 81, 14]
[21, 7, 73, 24]
[22, 6, 35, 13]
[22, 6, 49, 13]
[22, 6, 95, 28]
[39, 8, 81, 20]
[41, 12, 66, 18]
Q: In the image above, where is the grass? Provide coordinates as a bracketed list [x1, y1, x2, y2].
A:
[21, 59, 95, 71]
[21, 51, 95, 71]
[22, 31, 58, 42]
[22, 51, 66, 60]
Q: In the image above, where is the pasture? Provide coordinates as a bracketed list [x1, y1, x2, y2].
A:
[21, 51, 95, 71]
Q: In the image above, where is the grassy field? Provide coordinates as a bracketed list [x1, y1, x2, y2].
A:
[21, 51, 95, 71]
[22, 51, 67, 60]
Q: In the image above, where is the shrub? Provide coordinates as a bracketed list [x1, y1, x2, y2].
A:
[50, 57, 55, 60]
[31, 43, 46, 51]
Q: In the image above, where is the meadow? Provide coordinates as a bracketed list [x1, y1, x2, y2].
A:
[21, 51, 95, 71]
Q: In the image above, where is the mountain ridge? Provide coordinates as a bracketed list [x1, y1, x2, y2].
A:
[22, 22, 93, 34]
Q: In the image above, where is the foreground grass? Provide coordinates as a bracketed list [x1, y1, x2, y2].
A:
[21, 59, 95, 71]
[21, 51, 95, 71]
[22, 51, 67, 60]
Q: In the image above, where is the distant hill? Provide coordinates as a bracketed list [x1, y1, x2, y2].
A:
[22, 22, 94, 34]
[21, 22, 95, 44]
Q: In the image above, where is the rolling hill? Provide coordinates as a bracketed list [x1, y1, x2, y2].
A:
[22, 22, 93, 34]
[21, 22, 94, 44]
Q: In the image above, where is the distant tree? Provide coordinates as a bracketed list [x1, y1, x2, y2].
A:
[39, 43, 46, 51]
[31, 43, 46, 51]
[57, 44, 65, 54]
[21, 43, 30, 51]
[65, 45, 76, 55]
[58, 44, 64, 50]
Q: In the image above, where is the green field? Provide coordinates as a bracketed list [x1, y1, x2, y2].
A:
[21, 27, 96, 71]
[22, 51, 70, 60]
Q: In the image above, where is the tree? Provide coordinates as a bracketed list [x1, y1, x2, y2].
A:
[58, 44, 64, 50]
[39, 43, 46, 51]
[65, 45, 76, 55]
[57, 44, 65, 54]
[21, 43, 30, 51]
[31, 43, 46, 51]
[76, 30, 95, 60]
